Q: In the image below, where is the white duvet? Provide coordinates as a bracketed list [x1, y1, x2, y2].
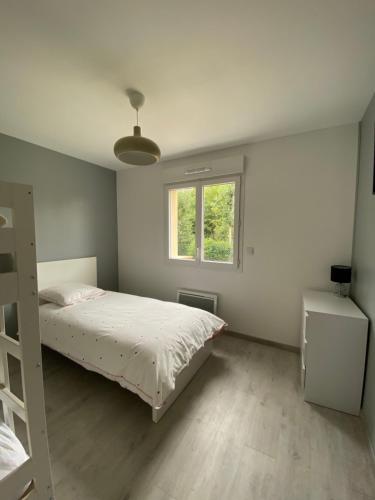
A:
[0, 422, 29, 500]
[39, 292, 225, 408]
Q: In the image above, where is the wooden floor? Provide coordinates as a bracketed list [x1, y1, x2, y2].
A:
[7, 335, 375, 499]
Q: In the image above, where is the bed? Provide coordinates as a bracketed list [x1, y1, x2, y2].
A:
[37, 257, 225, 422]
[0, 181, 54, 500]
[0, 422, 29, 500]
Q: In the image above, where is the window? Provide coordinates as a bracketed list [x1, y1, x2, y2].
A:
[167, 176, 241, 269]
[169, 186, 196, 260]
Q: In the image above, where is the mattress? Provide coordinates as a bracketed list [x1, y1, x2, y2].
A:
[0, 422, 29, 500]
[39, 291, 225, 408]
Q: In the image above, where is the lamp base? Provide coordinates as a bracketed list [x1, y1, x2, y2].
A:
[334, 282, 350, 297]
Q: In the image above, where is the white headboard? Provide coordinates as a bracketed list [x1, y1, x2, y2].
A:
[37, 257, 97, 290]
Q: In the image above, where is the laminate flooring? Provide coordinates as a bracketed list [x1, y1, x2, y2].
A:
[6, 335, 375, 500]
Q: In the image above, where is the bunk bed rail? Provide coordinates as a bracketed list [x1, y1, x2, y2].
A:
[0, 181, 54, 499]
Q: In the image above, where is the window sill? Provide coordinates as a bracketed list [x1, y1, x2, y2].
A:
[166, 257, 243, 273]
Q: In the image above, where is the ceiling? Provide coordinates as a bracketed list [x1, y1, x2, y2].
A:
[0, 1, 374, 170]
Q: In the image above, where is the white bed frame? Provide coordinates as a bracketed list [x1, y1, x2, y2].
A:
[152, 342, 212, 423]
[37, 257, 213, 423]
[0, 182, 54, 499]
[37, 257, 97, 290]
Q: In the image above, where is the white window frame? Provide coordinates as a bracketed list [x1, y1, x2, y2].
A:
[165, 175, 242, 271]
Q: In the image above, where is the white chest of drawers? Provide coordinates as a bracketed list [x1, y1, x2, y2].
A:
[301, 290, 368, 415]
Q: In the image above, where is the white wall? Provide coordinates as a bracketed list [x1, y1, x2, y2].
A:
[117, 124, 358, 347]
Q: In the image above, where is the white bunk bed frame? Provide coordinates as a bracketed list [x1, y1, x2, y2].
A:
[0, 182, 54, 499]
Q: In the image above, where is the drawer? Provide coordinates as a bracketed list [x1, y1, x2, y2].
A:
[301, 310, 309, 351]
[301, 338, 307, 388]
[301, 361, 306, 388]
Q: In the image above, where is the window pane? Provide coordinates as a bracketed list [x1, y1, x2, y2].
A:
[203, 182, 235, 263]
[169, 187, 196, 260]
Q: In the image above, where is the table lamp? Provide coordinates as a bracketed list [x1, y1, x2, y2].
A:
[331, 265, 351, 297]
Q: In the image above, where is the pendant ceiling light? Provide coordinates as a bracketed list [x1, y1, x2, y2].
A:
[114, 89, 161, 166]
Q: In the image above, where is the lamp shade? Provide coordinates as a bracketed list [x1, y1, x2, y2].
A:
[114, 126, 160, 166]
[330, 265, 351, 284]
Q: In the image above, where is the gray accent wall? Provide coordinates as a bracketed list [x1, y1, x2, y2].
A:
[0, 132, 118, 291]
[352, 93, 375, 452]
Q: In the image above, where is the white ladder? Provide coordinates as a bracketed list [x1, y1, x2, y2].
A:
[0, 181, 54, 499]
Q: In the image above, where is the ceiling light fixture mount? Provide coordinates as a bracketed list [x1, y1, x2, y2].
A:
[114, 89, 161, 166]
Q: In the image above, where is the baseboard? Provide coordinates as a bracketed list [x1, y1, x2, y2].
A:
[224, 330, 299, 353]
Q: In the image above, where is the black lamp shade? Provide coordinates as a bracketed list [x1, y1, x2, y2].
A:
[330, 265, 351, 284]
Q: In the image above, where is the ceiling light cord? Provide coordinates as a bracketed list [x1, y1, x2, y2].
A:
[114, 89, 160, 166]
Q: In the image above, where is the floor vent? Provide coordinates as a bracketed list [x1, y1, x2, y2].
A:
[177, 289, 218, 315]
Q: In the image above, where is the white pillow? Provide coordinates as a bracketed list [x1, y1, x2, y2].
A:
[39, 282, 105, 307]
